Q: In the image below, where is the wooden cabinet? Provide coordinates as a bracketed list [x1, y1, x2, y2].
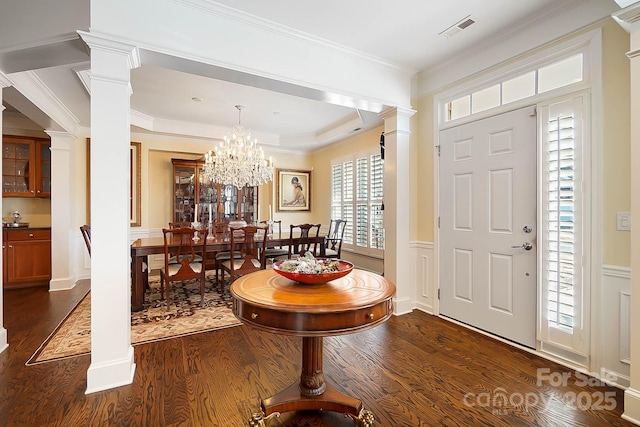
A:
[2, 135, 51, 198]
[172, 158, 258, 224]
[3, 228, 51, 288]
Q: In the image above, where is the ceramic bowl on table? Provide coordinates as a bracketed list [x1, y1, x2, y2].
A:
[272, 259, 354, 284]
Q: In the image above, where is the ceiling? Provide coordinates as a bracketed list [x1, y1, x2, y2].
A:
[1, 0, 621, 151]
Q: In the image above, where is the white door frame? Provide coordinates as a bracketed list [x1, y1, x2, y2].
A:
[430, 29, 602, 372]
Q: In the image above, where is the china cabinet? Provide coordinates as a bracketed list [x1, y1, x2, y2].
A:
[2, 227, 51, 288]
[171, 158, 257, 225]
[2, 135, 51, 198]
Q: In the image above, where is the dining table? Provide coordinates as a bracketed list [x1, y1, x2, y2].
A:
[130, 232, 326, 311]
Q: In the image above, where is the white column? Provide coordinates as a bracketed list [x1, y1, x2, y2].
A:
[380, 107, 416, 315]
[78, 31, 140, 393]
[0, 72, 12, 354]
[614, 3, 640, 425]
[45, 131, 76, 291]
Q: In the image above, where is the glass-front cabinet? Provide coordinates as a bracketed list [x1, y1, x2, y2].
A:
[171, 158, 258, 224]
[2, 135, 51, 198]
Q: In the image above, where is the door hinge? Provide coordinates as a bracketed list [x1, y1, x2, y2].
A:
[438, 217, 440, 228]
[436, 145, 441, 156]
[438, 288, 440, 299]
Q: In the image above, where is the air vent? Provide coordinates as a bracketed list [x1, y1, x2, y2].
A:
[439, 15, 475, 38]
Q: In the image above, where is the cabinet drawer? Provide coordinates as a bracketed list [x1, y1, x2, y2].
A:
[5, 229, 51, 241]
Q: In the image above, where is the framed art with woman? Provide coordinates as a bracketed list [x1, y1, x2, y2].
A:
[277, 169, 311, 212]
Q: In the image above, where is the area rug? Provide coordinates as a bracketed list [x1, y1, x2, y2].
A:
[27, 273, 241, 365]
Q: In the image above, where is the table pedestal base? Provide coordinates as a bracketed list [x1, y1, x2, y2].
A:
[248, 337, 375, 426]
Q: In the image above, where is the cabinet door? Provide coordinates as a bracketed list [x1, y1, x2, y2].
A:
[6, 240, 51, 284]
[2, 136, 35, 196]
[173, 161, 198, 223]
[36, 140, 51, 197]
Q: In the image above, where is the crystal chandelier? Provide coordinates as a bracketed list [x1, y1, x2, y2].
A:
[201, 105, 274, 188]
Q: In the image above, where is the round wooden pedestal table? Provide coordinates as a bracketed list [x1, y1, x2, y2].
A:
[230, 268, 395, 427]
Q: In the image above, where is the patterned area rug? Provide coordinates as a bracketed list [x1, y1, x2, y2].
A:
[27, 273, 241, 365]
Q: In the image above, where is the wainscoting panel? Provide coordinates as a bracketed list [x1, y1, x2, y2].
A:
[413, 241, 435, 314]
[600, 265, 631, 388]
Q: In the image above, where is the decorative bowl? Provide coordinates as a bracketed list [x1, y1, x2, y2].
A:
[272, 259, 354, 284]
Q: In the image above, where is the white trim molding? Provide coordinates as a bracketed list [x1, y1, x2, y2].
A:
[412, 241, 435, 314]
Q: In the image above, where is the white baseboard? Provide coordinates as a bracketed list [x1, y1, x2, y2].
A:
[393, 296, 414, 315]
[49, 276, 75, 291]
[0, 328, 7, 354]
[85, 346, 136, 394]
[623, 387, 640, 426]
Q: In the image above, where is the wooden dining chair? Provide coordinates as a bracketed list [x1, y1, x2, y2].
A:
[316, 219, 347, 259]
[219, 224, 268, 286]
[160, 226, 209, 307]
[167, 221, 203, 264]
[169, 221, 192, 228]
[80, 224, 91, 256]
[214, 220, 246, 285]
[259, 219, 288, 263]
[288, 223, 321, 258]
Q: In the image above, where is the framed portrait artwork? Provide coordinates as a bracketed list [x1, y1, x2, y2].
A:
[277, 169, 311, 212]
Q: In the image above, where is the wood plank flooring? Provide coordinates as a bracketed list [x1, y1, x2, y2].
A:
[0, 282, 634, 427]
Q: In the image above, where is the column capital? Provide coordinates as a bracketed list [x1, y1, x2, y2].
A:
[77, 30, 141, 71]
[45, 130, 76, 150]
[379, 106, 416, 135]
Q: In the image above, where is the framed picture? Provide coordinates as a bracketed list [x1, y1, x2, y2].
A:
[130, 141, 142, 226]
[86, 139, 142, 227]
[277, 169, 311, 212]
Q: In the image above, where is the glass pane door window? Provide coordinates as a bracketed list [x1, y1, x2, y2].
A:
[2, 138, 34, 196]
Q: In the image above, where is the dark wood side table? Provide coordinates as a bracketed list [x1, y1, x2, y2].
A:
[231, 269, 396, 426]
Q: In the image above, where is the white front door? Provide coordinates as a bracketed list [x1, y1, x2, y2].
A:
[439, 106, 537, 348]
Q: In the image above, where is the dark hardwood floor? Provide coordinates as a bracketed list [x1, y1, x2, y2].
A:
[0, 282, 634, 427]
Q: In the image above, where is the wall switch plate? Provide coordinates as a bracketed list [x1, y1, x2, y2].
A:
[617, 212, 631, 231]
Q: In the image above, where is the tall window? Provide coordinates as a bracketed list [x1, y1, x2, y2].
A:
[332, 151, 384, 256]
[539, 94, 587, 356]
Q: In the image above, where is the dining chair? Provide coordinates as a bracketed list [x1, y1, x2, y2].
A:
[169, 221, 193, 229]
[287, 223, 321, 258]
[316, 219, 347, 259]
[80, 224, 91, 256]
[259, 219, 288, 263]
[167, 221, 203, 264]
[160, 225, 209, 307]
[214, 220, 246, 285]
[219, 224, 268, 286]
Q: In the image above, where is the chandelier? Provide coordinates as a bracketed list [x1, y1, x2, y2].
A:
[201, 105, 274, 188]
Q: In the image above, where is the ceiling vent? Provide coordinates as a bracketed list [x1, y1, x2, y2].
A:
[439, 15, 475, 38]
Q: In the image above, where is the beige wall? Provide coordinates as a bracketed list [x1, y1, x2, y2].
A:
[415, 95, 435, 243]
[602, 19, 631, 267]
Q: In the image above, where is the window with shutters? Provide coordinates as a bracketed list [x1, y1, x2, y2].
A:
[539, 94, 588, 356]
[332, 150, 384, 257]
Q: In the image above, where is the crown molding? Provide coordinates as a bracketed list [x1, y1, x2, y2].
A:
[170, 0, 413, 75]
[8, 70, 79, 133]
[0, 72, 12, 88]
[613, 2, 640, 32]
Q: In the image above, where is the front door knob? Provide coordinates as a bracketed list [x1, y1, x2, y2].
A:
[511, 242, 533, 250]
